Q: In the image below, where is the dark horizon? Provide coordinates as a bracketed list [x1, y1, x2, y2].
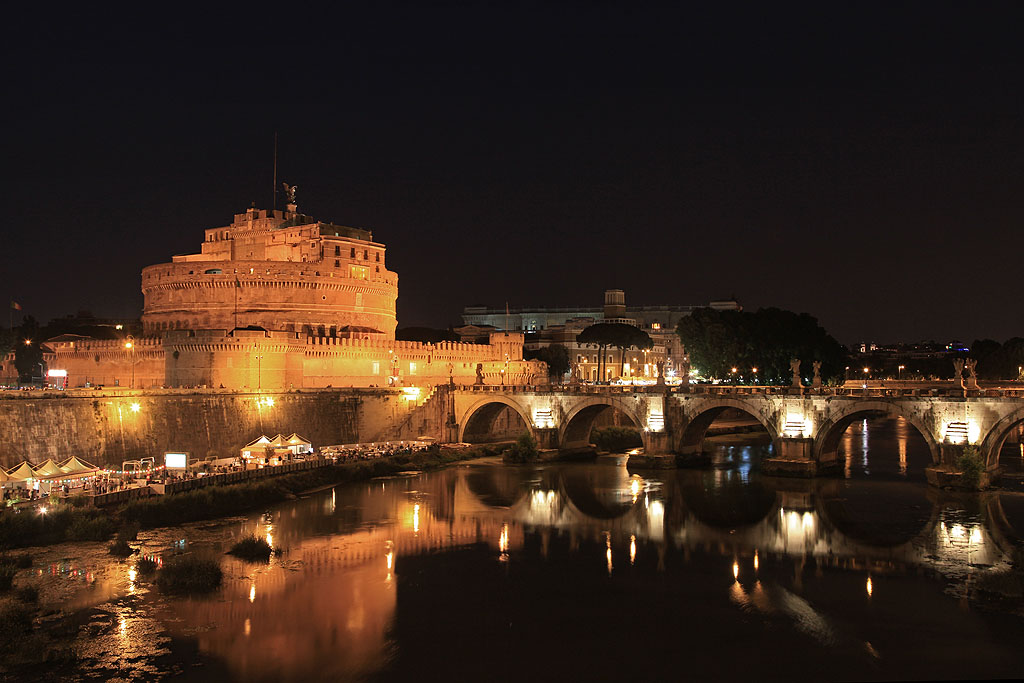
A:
[5, 4, 1023, 345]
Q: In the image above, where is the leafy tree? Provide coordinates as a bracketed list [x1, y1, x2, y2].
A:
[524, 344, 571, 382]
[971, 338, 1024, 380]
[0, 327, 13, 363]
[14, 316, 44, 383]
[577, 323, 653, 381]
[677, 307, 846, 384]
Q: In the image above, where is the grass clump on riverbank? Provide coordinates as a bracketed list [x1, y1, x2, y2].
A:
[228, 535, 278, 561]
[156, 555, 223, 594]
[137, 557, 158, 575]
[0, 601, 33, 645]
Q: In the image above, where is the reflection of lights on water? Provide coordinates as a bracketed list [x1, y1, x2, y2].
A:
[605, 532, 613, 575]
[244, 618, 251, 637]
[969, 527, 983, 544]
[866, 577, 873, 597]
[128, 567, 137, 582]
[119, 616, 127, 637]
[732, 560, 739, 580]
[249, 584, 256, 603]
[413, 504, 420, 534]
[499, 524, 509, 553]
[802, 512, 814, 530]
[630, 477, 640, 503]
[629, 535, 636, 565]
[753, 551, 759, 572]
[386, 551, 394, 570]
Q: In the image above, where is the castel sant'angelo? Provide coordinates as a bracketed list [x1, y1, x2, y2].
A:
[42, 199, 544, 390]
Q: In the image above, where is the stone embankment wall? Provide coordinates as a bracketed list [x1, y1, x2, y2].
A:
[0, 388, 448, 469]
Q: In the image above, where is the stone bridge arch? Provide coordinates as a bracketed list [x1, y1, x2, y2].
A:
[674, 397, 781, 456]
[812, 400, 940, 469]
[979, 406, 1024, 469]
[558, 396, 648, 451]
[458, 396, 535, 444]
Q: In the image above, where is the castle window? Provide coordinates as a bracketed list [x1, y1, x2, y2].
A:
[349, 266, 369, 280]
[376, 252, 380, 262]
[363, 249, 368, 259]
[375, 265, 379, 273]
[409, 362, 417, 374]
[334, 245, 340, 256]
[350, 248, 355, 258]
[372, 361, 380, 375]
[335, 260, 340, 268]
[204, 268, 222, 274]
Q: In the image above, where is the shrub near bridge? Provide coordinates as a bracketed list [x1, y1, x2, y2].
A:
[956, 445, 986, 490]
[591, 426, 643, 453]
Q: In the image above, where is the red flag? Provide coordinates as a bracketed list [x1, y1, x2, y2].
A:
[10, 301, 21, 311]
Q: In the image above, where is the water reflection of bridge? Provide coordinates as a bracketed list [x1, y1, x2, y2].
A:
[452, 462, 1019, 575]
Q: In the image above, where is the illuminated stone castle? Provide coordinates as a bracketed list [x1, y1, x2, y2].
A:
[38, 205, 543, 390]
[142, 207, 398, 338]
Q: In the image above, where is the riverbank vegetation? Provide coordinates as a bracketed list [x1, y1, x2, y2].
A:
[0, 444, 499, 551]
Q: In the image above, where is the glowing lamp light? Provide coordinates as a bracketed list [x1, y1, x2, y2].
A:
[533, 408, 554, 428]
[943, 421, 970, 445]
[130, 402, 141, 413]
[38, 506, 48, 515]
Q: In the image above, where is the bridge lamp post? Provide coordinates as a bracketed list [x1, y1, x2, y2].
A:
[731, 367, 738, 385]
[752, 367, 758, 384]
[898, 364, 905, 380]
[862, 367, 869, 388]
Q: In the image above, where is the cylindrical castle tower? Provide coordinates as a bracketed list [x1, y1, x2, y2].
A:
[141, 207, 398, 337]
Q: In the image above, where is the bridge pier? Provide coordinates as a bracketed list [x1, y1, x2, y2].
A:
[532, 427, 559, 450]
[763, 437, 823, 477]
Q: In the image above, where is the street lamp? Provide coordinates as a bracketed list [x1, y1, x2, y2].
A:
[124, 335, 135, 389]
[898, 364, 905, 380]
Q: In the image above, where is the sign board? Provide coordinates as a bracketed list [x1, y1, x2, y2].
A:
[47, 369, 68, 377]
[165, 452, 188, 469]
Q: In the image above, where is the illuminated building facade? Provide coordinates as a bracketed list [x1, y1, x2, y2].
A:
[142, 207, 398, 338]
[37, 206, 543, 390]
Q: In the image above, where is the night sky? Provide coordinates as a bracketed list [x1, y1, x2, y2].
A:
[6, 4, 1023, 344]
